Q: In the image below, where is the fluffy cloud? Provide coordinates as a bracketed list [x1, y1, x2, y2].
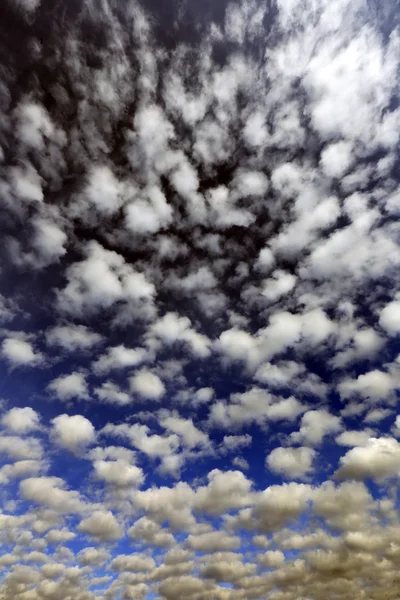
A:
[0, 0, 399, 597]
[2, 339, 43, 367]
[267, 446, 316, 479]
[78, 510, 123, 541]
[20, 477, 86, 514]
[129, 369, 165, 401]
[335, 437, 400, 482]
[291, 410, 342, 446]
[93, 459, 144, 488]
[1, 407, 40, 434]
[56, 241, 155, 317]
[187, 531, 240, 552]
[47, 372, 89, 401]
[0, 435, 43, 460]
[379, 299, 400, 335]
[51, 414, 96, 453]
[46, 324, 103, 351]
[92, 345, 147, 374]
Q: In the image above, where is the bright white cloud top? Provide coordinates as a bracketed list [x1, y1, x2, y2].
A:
[0, 0, 399, 598]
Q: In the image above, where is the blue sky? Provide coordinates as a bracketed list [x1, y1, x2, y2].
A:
[0, 0, 399, 598]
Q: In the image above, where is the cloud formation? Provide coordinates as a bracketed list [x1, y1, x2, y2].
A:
[0, 0, 399, 598]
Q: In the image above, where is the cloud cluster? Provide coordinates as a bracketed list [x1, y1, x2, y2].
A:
[0, 0, 399, 597]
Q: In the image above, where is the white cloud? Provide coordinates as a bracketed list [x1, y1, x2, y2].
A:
[148, 312, 211, 358]
[57, 241, 155, 316]
[320, 141, 354, 178]
[262, 270, 297, 303]
[128, 517, 175, 547]
[2, 338, 43, 367]
[232, 457, 249, 470]
[78, 547, 110, 566]
[243, 111, 268, 148]
[222, 434, 252, 453]
[83, 165, 124, 216]
[1, 1, 400, 597]
[93, 381, 131, 406]
[187, 531, 240, 552]
[51, 414, 96, 453]
[0, 459, 43, 484]
[20, 477, 86, 514]
[160, 413, 210, 449]
[93, 459, 144, 488]
[31, 216, 67, 264]
[258, 550, 285, 568]
[78, 510, 123, 541]
[233, 170, 269, 197]
[339, 369, 398, 403]
[335, 437, 400, 482]
[46, 324, 103, 351]
[336, 429, 375, 447]
[92, 344, 147, 374]
[111, 554, 155, 573]
[0, 435, 43, 460]
[125, 186, 173, 235]
[46, 528, 76, 544]
[102, 422, 180, 460]
[379, 300, 400, 335]
[291, 410, 342, 446]
[267, 446, 316, 479]
[209, 387, 305, 429]
[47, 372, 89, 401]
[129, 369, 165, 401]
[364, 408, 393, 423]
[1, 407, 40, 434]
[15, 101, 54, 149]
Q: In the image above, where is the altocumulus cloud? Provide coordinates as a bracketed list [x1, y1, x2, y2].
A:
[0, 0, 399, 598]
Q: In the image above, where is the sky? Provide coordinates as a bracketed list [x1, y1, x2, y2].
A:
[0, 0, 399, 598]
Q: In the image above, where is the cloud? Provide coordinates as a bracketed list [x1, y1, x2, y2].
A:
[77, 546, 110, 566]
[128, 517, 175, 548]
[160, 413, 210, 449]
[291, 410, 342, 446]
[51, 414, 96, 453]
[31, 216, 67, 265]
[20, 477, 86, 514]
[379, 299, 400, 335]
[319, 140, 354, 178]
[56, 241, 155, 317]
[93, 459, 144, 488]
[335, 437, 400, 482]
[111, 554, 155, 573]
[78, 510, 123, 541]
[0, 435, 43, 460]
[2, 338, 43, 367]
[222, 434, 252, 453]
[187, 531, 240, 552]
[339, 368, 399, 403]
[0, 459, 44, 484]
[0, 0, 399, 597]
[47, 372, 89, 402]
[267, 446, 316, 479]
[46, 324, 103, 351]
[92, 344, 147, 374]
[148, 312, 211, 358]
[129, 369, 165, 401]
[93, 381, 131, 406]
[46, 528, 76, 544]
[1, 407, 40, 434]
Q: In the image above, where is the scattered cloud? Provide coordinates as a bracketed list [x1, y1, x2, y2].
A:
[0, 0, 399, 597]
